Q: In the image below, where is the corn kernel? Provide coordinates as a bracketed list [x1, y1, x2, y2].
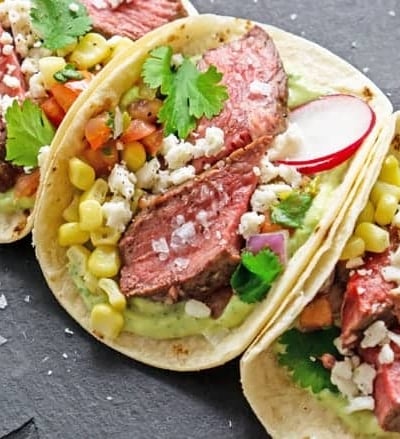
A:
[69, 33, 111, 70]
[39, 56, 67, 89]
[98, 278, 126, 311]
[375, 193, 398, 226]
[357, 201, 375, 224]
[90, 226, 121, 246]
[122, 141, 146, 172]
[69, 158, 95, 191]
[56, 41, 77, 57]
[79, 199, 103, 231]
[83, 271, 99, 294]
[58, 223, 90, 247]
[90, 303, 124, 339]
[370, 181, 400, 206]
[378, 155, 400, 186]
[66, 245, 90, 275]
[80, 178, 108, 204]
[339, 236, 365, 260]
[88, 245, 121, 278]
[62, 194, 80, 222]
[354, 222, 390, 253]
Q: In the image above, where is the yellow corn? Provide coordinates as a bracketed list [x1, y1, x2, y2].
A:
[339, 236, 366, 260]
[56, 41, 77, 57]
[62, 194, 80, 222]
[122, 141, 146, 172]
[39, 56, 67, 89]
[131, 188, 144, 214]
[98, 278, 126, 312]
[378, 155, 400, 186]
[69, 158, 95, 191]
[354, 222, 390, 253]
[66, 245, 90, 275]
[88, 245, 121, 278]
[58, 223, 90, 247]
[370, 181, 400, 206]
[357, 201, 375, 224]
[375, 193, 398, 226]
[90, 226, 121, 246]
[69, 33, 111, 70]
[90, 303, 124, 339]
[80, 178, 108, 204]
[79, 199, 103, 231]
[83, 271, 99, 294]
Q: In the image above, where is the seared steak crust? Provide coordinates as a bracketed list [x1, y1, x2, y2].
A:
[119, 136, 272, 301]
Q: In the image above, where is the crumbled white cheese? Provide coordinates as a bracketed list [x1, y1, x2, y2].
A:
[238, 212, 265, 239]
[184, 299, 211, 319]
[345, 257, 364, 269]
[333, 337, 351, 356]
[0, 31, 13, 45]
[202, 126, 225, 157]
[390, 245, 400, 266]
[169, 165, 195, 185]
[28, 72, 47, 99]
[381, 266, 400, 283]
[249, 80, 271, 96]
[360, 320, 389, 348]
[250, 186, 277, 213]
[267, 122, 306, 161]
[170, 222, 196, 249]
[2, 43, 13, 55]
[196, 210, 209, 228]
[135, 158, 160, 190]
[277, 164, 302, 188]
[259, 156, 279, 183]
[353, 363, 376, 395]
[164, 139, 193, 170]
[171, 53, 184, 67]
[108, 163, 136, 200]
[3, 73, 20, 88]
[68, 2, 80, 12]
[378, 343, 394, 364]
[37, 145, 51, 169]
[102, 196, 132, 232]
[344, 396, 374, 414]
[331, 358, 358, 398]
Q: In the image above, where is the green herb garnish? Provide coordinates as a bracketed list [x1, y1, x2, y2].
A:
[271, 192, 313, 228]
[141, 46, 228, 139]
[277, 327, 341, 393]
[231, 249, 283, 304]
[31, 0, 92, 50]
[54, 64, 83, 83]
[5, 100, 55, 167]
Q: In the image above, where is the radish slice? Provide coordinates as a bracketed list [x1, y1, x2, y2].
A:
[247, 231, 289, 265]
[277, 94, 376, 171]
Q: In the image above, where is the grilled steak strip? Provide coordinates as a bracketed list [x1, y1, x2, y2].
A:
[119, 136, 272, 301]
[192, 26, 287, 171]
[80, 0, 188, 41]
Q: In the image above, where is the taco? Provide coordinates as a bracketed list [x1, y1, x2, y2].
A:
[33, 14, 392, 371]
[0, 0, 196, 243]
[241, 113, 400, 437]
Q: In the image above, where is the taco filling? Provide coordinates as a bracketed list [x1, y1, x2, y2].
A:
[0, 0, 191, 241]
[54, 22, 376, 342]
[275, 152, 400, 435]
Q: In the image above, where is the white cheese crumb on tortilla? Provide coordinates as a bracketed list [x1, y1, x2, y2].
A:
[185, 299, 211, 319]
[344, 396, 374, 414]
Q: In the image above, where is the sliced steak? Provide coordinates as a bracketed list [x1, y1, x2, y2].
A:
[192, 26, 287, 171]
[119, 136, 272, 301]
[341, 249, 395, 348]
[80, 0, 188, 40]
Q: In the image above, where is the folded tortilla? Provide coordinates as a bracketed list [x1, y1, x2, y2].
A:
[0, 0, 197, 244]
[34, 14, 392, 371]
[241, 113, 400, 438]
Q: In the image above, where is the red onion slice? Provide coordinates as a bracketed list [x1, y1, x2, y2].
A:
[247, 231, 289, 265]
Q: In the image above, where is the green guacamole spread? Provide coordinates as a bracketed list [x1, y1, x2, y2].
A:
[0, 189, 35, 214]
[288, 74, 329, 108]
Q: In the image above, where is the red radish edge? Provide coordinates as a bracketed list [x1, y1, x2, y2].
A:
[276, 94, 376, 172]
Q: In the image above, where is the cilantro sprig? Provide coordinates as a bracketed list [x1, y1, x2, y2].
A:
[141, 46, 228, 139]
[277, 327, 341, 394]
[31, 0, 92, 50]
[271, 191, 313, 228]
[230, 249, 283, 303]
[5, 100, 56, 167]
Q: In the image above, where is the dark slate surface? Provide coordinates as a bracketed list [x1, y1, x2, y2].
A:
[1, 1, 399, 438]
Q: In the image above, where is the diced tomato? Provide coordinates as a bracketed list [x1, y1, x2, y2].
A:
[120, 119, 156, 144]
[41, 97, 65, 127]
[80, 143, 119, 177]
[141, 129, 164, 156]
[14, 169, 40, 198]
[85, 115, 112, 150]
[128, 99, 162, 123]
[50, 83, 79, 112]
[260, 219, 283, 233]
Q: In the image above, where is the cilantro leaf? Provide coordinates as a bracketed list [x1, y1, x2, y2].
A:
[271, 192, 313, 228]
[142, 47, 228, 139]
[54, 64, 83, 83]
[141, 46, 174, 95]
[31, 0, 92, 50]
[5, 100, 56, 167]
[231, 249, 283, 303]
[277, 327, 341, 394]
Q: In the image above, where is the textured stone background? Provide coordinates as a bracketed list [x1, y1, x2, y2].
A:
[1, 1, 399, 438]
